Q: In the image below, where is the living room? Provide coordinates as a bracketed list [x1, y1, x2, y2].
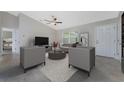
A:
[1, 0, 124, 93]
[0, 11, 124, 82]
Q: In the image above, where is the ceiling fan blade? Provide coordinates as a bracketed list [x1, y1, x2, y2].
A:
[56, 22, 62, 23]
[44, 19, 54, 22]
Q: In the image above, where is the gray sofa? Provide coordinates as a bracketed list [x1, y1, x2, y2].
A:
[68, 47, 95, 76]
[60, 44, 73, 53]
[20, 47, 45, 72]
[60, 43, 83, 53]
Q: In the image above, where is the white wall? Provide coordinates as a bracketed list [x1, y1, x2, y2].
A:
[60, 18, 118, 46]
[0, 12, 122, 61]
[0, 12, 56, 54]
[1, 12, 18, 29]
[17, 14, 55, 53]
[59, 18, 121, 60]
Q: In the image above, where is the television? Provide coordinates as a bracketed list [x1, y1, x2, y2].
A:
[35, 37, 49, 46]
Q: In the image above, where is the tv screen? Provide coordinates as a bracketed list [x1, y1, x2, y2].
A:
[35, 37, 49, 46]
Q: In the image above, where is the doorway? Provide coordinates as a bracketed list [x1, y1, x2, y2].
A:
[1, 28, 16, 55]
[2, 31, 12, 54]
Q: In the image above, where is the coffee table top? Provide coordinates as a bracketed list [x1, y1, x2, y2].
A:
[48, 49, 66, 60]
[49, 49, 65, 54]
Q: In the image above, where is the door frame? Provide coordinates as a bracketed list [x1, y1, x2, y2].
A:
[1, 28, 15, 55]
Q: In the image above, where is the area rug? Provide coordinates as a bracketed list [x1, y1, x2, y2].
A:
[41, 53, 78, 82]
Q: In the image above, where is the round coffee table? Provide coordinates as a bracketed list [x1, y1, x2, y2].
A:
[48, 50, 66, 60]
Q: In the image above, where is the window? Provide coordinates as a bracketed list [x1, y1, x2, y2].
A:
[63, 32, 79, 44]
[63, 32, 70, 44]
[70, 32, 78, 43]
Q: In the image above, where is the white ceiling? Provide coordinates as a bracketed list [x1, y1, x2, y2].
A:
[8, 11, 119, 30]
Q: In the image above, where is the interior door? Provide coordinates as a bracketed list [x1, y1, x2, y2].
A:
[96, 24, 117, 58]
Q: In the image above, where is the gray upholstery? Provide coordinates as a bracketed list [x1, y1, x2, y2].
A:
[60, 44, 73, 53]
[60, 43, 83, 53]
[20, 47, 45, 69]
[69, 47, 95, 74]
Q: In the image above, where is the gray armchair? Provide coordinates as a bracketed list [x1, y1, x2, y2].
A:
[20, 47, 45, 72]
[68, 47, 95, 76]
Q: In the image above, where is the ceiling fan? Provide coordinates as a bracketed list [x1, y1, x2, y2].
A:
[41, 16, 62, 26]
